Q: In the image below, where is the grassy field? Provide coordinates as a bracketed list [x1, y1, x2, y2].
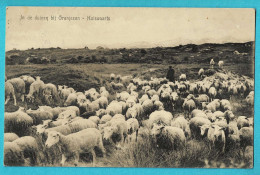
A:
[5, 62, 254, 168]
[6, 62, 254, 92]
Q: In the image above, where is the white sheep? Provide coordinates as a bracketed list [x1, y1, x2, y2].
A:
[237, 116, 250, 129]
[218, 61, 224, 69]
[182, 99, 196, 118]
[45, 128, 106, 166]
[189, 116, 211, 139]
[106, 101, 123, 116]
[126, 118, 139, 142]
[171, 115, 190, 138]
[200, 124, 226, 153]
[57, 110, 77, 120]
[5, 81, 17, 106]
[64, 93, 77, 106]
[103, 119, 128, 148]
[198, 68, 205, 78]
[4, 133, 19, 142]
[179, 74, 187, 81]
[148, 110, 173, 128]
[208, 87, 217, 101]
[210, 59, 215, 69]
[151, 125, 186, 150]
[6, 78, 25, 102]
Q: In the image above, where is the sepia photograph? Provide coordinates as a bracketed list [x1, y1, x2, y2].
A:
[4, 7, 255, 168]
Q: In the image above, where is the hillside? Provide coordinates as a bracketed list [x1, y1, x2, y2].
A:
[5, 42, 254, 65]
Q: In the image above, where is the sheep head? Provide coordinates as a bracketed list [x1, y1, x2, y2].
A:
[45, 131, 60, 148]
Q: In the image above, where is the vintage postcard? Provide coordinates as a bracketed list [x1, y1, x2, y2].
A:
[4, 7, 254, 168]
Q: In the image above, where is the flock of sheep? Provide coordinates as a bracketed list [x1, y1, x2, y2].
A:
[4, 60, 254, 167]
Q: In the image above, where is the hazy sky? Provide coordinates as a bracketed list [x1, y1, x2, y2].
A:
[6, 7, 255, 51]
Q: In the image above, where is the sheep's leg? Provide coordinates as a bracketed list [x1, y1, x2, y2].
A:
[98, 138, 106, 158]
[91, 149, 96, 167]
[74, 153, 79, 167]
[60, 154, 67, 166]
[5, 96, 10, 105]
[13, 93, 17, 106]
[136, 130, 139, 142]
[21, 94, 25, 102]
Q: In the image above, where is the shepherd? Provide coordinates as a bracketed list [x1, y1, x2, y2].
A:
[166, 66, 175, 82]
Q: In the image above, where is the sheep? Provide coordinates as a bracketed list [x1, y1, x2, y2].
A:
[200, 124, 226, 153]
[57, 110, 77, 121]
[189, 117, 211, 139]
[26, 79, 45, 102]
[239, 127, 253, 156]
[97, 96, 108, 109]
[103, 119, 128, 148]
[42, 83, 59, 104]
[64, 93, 77, 106]
[96, 109, 106, 118]
[151, 94, 160, 102]
[36, 124, 72, 136]
[154, 100, 164, 111]
[20, 75, 35, 94]
[218, 61, 224, 69]
[110, 73, 116, 81]
[246, 94, 254, 106]
[112, 114, 126, 121]
[151, 125, 186, 150]
[202, 102, 217, 113]
[148, 110, 173, 128]
[106, 101, 123, 116]
[237, 116, 250, 130]
[147, 89, 158, 98]
[45, 128, 106, 166]
[126, 118, 139, 142]
[76, 93, 87, 106]
[212, 111, 225, 121]
[191, 109, 208, 119]
[4, 133, 19, 142]
[100, 90, 109, 98]
[84, 100, 100, 117]
[6, 78, 25, 102]
[220, 99, 232, 111]
[99, 114, 112, 124]
[42, 119, 63, 128]
[99, 86, 107, 93]
[179, 74, 187, 81]
[38, 106, 69, 119]
[5, 107, 33, 136]
[5, 81, 17, 106]
[111, 82, 124, 90]
[126, 96, 137, 108]
[210, 59, 215, 69]
[224, 110, 235, 124]
[4, 142, 24, 166]
[225, 121, 240, 152]
[59, 88, 71, 100]
[26, 109, 54, 125]
[139, 94, 149, 104]
[66, 119, 97, 133]
[198, 68, 205, 78]
[64, 106, 80, 116]
[13, 136, 39, 165]
[171, 115, 190, 138]
[208, 87, 217, 101]
[182, 99, 196, 118]
[142, 99, 154, 117]
[88, 116, 100, 125]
